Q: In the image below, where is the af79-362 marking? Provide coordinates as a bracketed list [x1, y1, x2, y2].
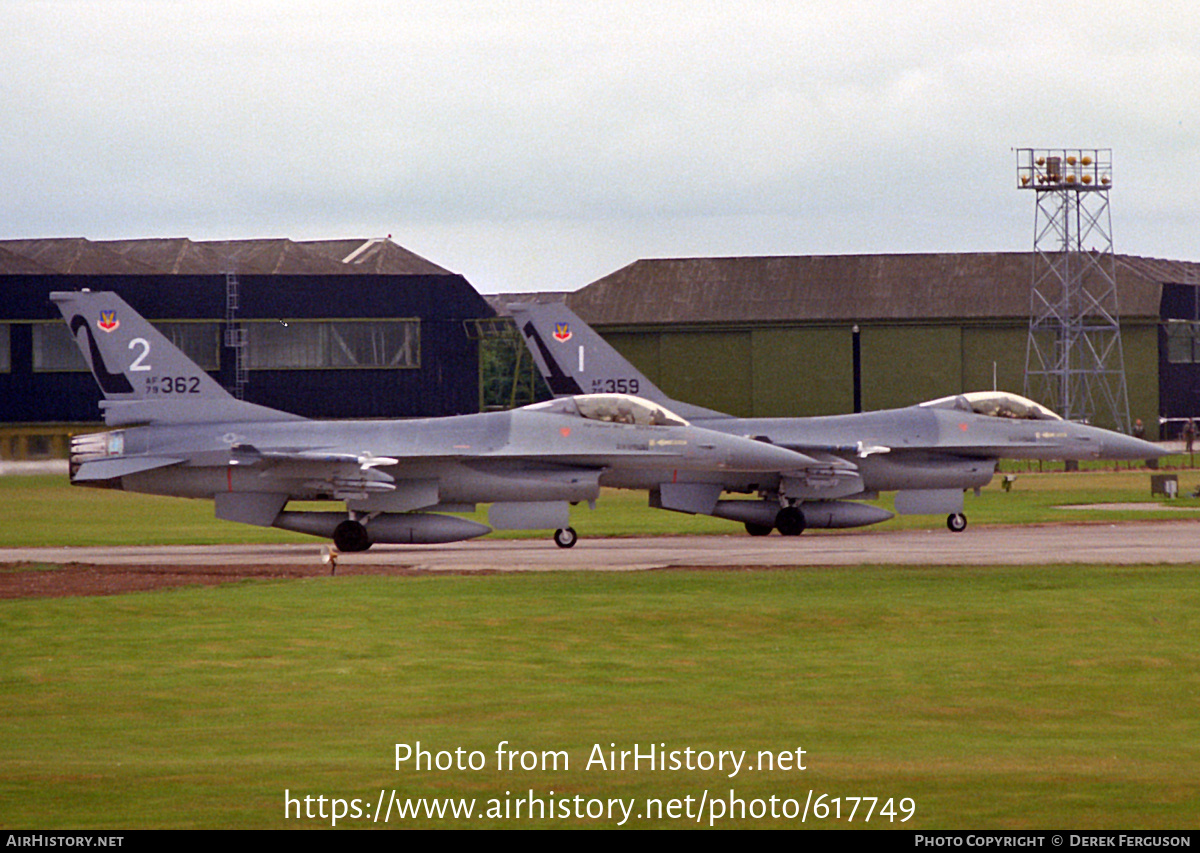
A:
[53, 291, 828, 551]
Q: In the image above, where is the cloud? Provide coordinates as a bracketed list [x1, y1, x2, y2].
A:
[2, 1, 1199, 289]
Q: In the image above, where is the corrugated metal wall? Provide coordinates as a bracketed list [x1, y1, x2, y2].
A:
[597, 320, 1159, 435]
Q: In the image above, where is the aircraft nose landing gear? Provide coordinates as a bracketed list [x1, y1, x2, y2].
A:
[947, 513, 967, 533]
[553, 527, 578, 548]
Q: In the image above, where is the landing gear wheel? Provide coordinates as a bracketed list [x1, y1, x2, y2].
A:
[333, 519, 372, 552]
[745, 522, 773, 537]
[775, 506, 806, 536]
[553, 527, 578, 549]
[947, 513, 967, 533]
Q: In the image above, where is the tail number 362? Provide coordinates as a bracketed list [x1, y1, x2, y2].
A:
[147, 376, 201, 394]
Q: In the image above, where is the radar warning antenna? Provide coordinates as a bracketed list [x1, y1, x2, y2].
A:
[1016, 147, 1130, 432]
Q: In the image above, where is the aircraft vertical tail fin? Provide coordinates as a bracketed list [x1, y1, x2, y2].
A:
[50, 291, 302, 426]
[506, 302, 731, 421]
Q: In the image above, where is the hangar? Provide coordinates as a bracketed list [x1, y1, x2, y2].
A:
[559, 253, 1200, 440]
[5, 240, 1198, 460]
[0, 237, 494, 459]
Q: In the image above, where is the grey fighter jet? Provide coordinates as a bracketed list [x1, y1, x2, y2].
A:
[509, 303, 1162, 535]
[51, 291, 825, 550]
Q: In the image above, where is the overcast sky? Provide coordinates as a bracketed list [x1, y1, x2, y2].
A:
[3, 0, 1199, 292]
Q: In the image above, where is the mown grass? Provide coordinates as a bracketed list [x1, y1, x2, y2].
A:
[3, 460, 1198, 828]
[3, 463, 1200, 547]
[2, 565, 1198, 829]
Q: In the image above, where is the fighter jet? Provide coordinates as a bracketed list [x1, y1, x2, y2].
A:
[51, 291, 827, 550]
[509, 302, 1162, 535]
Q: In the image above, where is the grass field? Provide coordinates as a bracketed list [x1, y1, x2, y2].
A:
[1, 468, 1199, 829]
[2, 565, 1199, 829]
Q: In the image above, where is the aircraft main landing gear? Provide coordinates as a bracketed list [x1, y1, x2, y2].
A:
[947, 513, 967, 533]
[744, 522, 773, 536]
[553, 527, 578, 548]
[775, 506, 806, 536]
[333, 519, 372, 552]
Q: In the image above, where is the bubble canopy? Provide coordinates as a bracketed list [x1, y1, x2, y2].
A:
[525, 394, 691, 427]
[920, 391, 1062, 421]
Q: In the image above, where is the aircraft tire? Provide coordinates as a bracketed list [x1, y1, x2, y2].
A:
[554, 527, 578, 548]
[947, 513, 967, 533]
[745, 522, 773, 537]
[333, 519, 372, 552]
[775, 506, 806, 536]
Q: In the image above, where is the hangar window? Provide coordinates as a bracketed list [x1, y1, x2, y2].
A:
[0, 324, 8, 373]
[1165, 320, 1200, 364]
[32, 323, 88, 371]
[157, 323, 220, 370]
[31, 321, 220, 372]
[244, 320, 419, 370]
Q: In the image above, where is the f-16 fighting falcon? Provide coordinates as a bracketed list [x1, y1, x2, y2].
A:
[509, 302, 1162, 536]
[52, 291, 827, 550]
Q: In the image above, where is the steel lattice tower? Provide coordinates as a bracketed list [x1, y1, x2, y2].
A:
[1016, 148, 1131, 432]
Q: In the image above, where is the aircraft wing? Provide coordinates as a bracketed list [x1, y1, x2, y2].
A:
[224, 445, 402, 500]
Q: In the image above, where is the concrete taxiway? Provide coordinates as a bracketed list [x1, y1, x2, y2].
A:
[3, 521, 1198, 572]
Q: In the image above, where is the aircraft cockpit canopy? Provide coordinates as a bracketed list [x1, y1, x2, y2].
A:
[528, 394, 690, 427]
[920, 391, 1062, 421]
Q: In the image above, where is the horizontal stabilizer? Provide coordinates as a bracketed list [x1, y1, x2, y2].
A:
[72, 455, 184, 482]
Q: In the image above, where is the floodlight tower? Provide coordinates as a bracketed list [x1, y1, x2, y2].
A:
[1016, 147, 1130, 431]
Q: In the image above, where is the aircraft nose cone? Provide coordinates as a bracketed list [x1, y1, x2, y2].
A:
[724, 437, 821, 471]
[1104, 433, 1164, 460]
